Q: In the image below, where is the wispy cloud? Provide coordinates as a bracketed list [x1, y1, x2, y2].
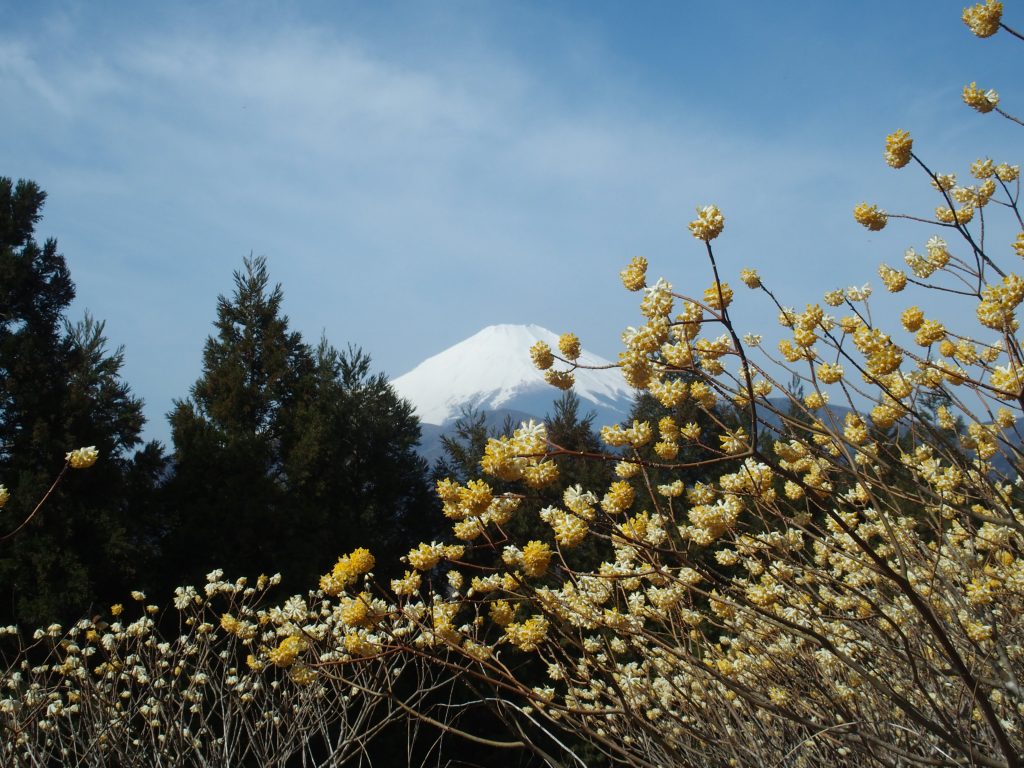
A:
[1, 2, 1020, 443]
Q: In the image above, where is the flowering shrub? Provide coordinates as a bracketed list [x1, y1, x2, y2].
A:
[0, 570, 459, 766]
[4, 3, 1024, 766]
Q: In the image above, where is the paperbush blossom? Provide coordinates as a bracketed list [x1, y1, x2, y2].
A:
[65, 446, 98, 469]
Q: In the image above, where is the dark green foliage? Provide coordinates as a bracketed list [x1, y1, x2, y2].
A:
[163, 257, 436, 593]
[0, 178, 166, 626]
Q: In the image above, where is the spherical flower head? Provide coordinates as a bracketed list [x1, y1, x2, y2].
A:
[962, 1, 1002, 37]
[816, 362, 844, 384]
[853, 203, 887, 231]
[963, 82, 999, 113]
[703, 281, 733, 310]
[66, 446, 99, 469]
[268, 635, 306, 668]
[901, 306, 925, 332]
[544, 369, 575, 390]
[390, 569, 422, 597]
[522, 540, 552, 578]
[601, 480, 635, 515]
[971, 158, 995, 179]
[996, 163, 1020, 182]
[915, 319, 946, 347]
[529, 341, 554, 371]
[489, 600, 515, 626]
[739, 268, 761, 289]
[878, 264, 907, 293]
[407, 542, 442, 571]
[990, 364, 1024, 398]
[435, 478, 461, 504]
[823, 289, 845, 307]
[926, 236, 950, 268]
[1014, 232, 1024, 259]
[688, 204, 725, 241]
[884, 129, 913, 169]
[0, 485, 8, 509]
[347, 547, 376, 576]
[557, 332, 581, 361]
[620, 256, 648, 292]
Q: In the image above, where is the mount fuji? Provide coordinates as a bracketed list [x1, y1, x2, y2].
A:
[392, 324, 636, 461]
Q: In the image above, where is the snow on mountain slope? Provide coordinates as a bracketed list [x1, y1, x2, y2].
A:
[392, 324, 634, 426]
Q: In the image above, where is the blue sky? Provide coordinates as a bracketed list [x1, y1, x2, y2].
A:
[2, 1, 1021, 446]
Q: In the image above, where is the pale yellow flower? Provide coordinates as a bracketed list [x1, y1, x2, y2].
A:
[853, 203, 887, 231]
[620, 256, 648, 291]
[963, 82, 999, 113]
[530, 341, 554, 370]
[688, 205, 725, 241]
[884, 129, 913, 168]
[962, 0, 1002, 38]
[739, 268, 761, 289]
[66, 446, 99, 469]
[557, 332, 581, 361]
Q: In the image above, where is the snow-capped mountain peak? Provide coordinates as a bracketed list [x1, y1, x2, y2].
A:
[392, 324, 633, 426]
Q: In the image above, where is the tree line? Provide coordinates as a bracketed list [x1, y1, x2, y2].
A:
[0, 177, 635, 631]
[0, 178, 450, 626]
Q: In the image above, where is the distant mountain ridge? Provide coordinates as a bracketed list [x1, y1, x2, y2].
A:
[393, 324, 637, 462]
[392, 324, 635, 427]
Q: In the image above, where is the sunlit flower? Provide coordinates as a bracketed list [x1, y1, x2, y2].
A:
[962, 0, 1002, 38]
[884, 129, 913, 168]
[688, 205, 725, 241]
[66, 446, 98, 469]
[530, 341, 554, 370]
[620, 256, 648, 291]
[557, 332, 581, 361]
[963, 82, 999, 112]
[853, 203, 887, 231]
[878, 264, 907, 292]
[739, 268, 761, 289]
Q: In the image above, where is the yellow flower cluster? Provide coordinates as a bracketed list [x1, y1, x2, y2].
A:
[703, 281, 733, 310]
[557, 332, 581, 360]
[267, 635, 307, 668]
[688, 204, 725, 241]
[853, 202, 887, 231]
[406, 541, 465, 571]
[620, 255, 648, 291]
[522, 540, 552, 578]
[600, 480, 635, 515]
[963, 82, 999, 112]
[481, 419, 555, 485]
[884, 129, 913, 168]
[962, 0, 1002, 37]
[320, 547, 376, 596]
[529, 340, 554, 370]
[503, 615, 548, 651]
[976, 273, 1024, 330]
[539, 505, 589, 548]
[878, 264, 907, 292]
[66, 446, 99, 469]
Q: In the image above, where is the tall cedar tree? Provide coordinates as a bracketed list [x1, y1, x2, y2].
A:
[0, 178, 166, 626]
[164, 257, 435, 593]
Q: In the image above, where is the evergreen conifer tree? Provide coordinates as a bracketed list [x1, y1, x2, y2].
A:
[0, 178, 165, 626]
[165, 256, 436, 591]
